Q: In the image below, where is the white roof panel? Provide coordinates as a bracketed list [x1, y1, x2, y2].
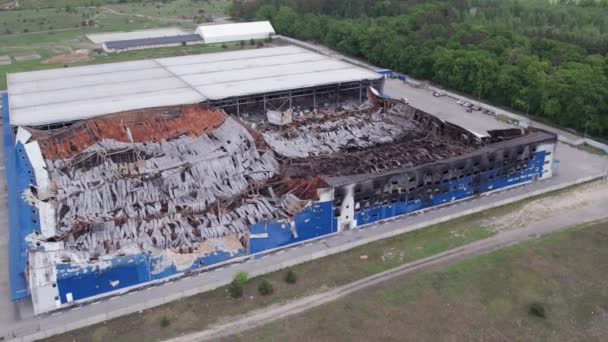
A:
[156, 45, 300, 67]
[196, 21, 275, 41]
[13, 88, 204, 126]
[165, 52, 325, 76]
[181, 60, 352, 87]
[198, 68, 379, 100]
[8, 45, 382, 126]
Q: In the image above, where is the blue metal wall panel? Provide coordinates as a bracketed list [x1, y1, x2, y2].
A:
[249, 201, 336, 254]
[56, 254, 150, 303]
[3, 94, 34, 301]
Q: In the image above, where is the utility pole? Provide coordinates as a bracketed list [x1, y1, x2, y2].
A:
[584, 119, 592, 139]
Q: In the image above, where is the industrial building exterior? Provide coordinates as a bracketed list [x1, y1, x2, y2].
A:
[93, 21, 276, 52]
[195, 21, 275, 44]
[3, 45, 556, 315]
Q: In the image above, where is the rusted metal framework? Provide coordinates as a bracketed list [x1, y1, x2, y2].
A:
[205, 79, 384, 117]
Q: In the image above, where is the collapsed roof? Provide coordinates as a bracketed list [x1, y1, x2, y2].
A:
[20, 92, 539, 287]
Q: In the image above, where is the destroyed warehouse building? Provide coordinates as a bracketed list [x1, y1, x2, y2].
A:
[2, 46, 556, 314]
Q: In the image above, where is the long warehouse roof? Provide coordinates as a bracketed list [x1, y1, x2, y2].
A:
[7, 45, 381, 126]
[104, 34, 203, 50]
[195, 21, 275, 43]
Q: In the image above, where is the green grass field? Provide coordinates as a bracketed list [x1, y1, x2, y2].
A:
[43, 182, 595, 342]
[104, 0, 228, 18]
[243, 219, 608, 341]
[2, 0, 135, 10]
[0, 0, 230, 89]
[581, 143, 608, 157]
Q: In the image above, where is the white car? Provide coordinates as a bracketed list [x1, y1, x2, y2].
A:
[456, 100, 464, 105]
[463, 102, 472, 107]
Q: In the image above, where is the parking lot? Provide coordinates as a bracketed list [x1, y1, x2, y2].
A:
[384, 79, 513, 137]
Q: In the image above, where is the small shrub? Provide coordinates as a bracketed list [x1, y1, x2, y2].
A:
[258, 279, 274, 296]
[249, 38, 255, 45]
[285, 269, 297, 284]
[228, 279, 243, 298]
[160, 316, 170, 327]
[234, 271, 248, 285]
[256, 41, 264, 48]
[529, 302, 546, 318]
[221, 43, 228, 49]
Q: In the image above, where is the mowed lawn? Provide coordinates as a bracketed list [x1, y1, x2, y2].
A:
[239, 219, 608, 341]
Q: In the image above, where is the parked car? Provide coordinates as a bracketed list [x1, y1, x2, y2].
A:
[463, 102, 472, 107]
[472, 105, 481, 111]
[433, 91, 446, 97]
[456, 99, 465, 105]
[401, 97, 410, 104]
[465, 107, 473, 113]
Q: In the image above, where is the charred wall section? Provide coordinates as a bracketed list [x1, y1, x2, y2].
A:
[330, 130, 557, 226]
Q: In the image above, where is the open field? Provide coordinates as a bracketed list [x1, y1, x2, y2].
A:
[0, 0, 230, 89]
[1, 1, 131, 10]
[0, 0, 228, 36]
[104, 0, 228, 19]
[240, 219, 608, 341]
[0, 40, 274, 89]
[44, 181, 606, 342]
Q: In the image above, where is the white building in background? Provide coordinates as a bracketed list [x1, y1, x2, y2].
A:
[195, 21, 275, 44]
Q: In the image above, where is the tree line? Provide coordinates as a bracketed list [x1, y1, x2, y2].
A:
[230, 0, 608, 139]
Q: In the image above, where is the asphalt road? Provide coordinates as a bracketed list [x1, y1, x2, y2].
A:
[384, 80, 512, 136]
[166, 190, 608, 342]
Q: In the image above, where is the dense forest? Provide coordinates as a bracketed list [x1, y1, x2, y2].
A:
[230, 0, 608, 139]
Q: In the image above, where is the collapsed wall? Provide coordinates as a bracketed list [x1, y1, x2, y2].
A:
[25, 105, 317, 256]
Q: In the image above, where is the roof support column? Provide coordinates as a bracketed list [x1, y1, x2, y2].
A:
[359, 81, 363, 104]
[336, 83, 340, 105]
[236, 97, 240, 118]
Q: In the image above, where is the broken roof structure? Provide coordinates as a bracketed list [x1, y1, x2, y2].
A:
[3, 43, 557, 315]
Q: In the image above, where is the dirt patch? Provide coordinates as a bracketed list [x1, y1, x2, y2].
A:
[44, 52, 91, 64]
[483, 182, 608, 232]
[15, 54, 41, 61]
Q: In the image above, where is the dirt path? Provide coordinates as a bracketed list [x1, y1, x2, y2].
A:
[101, 6, 193, 23]
[165, 181, 608, 342]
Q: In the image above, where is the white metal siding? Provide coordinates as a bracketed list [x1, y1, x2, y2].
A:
[196, 21, 275, 44]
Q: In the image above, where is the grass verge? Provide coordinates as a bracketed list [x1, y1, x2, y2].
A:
[581, 143, 608, 157]
[242, 219, 608, 341]
[44, 182, 595, 342]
